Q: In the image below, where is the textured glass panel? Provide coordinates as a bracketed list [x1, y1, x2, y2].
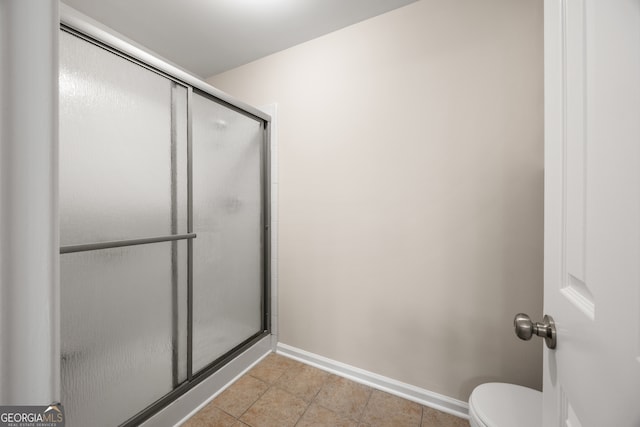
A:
[60, 241, 185, 427]
[59, 30, 189, 423]
[173, 83, 189, 236]
[192, 93, 264, 373]
[59, 31, 174, 245]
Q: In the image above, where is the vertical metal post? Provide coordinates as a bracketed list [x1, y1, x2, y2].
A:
[0, 0, 60, 404]
[263, 121, 272, 334]
[186, 87, 194, 380]
[170, 83, 179, 388]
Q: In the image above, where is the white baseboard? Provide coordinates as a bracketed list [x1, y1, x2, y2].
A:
[276, 342, 469, 420]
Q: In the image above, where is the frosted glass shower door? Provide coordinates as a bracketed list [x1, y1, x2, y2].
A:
[59, 30, 188, 427]
[192, 93, 265, 373]
[59, 22, 268, 427]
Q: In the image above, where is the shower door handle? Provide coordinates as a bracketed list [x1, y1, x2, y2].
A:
[60, 233, 197, 254]
[514, 313, 557, 349]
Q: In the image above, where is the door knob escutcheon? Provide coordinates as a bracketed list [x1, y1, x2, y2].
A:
[514, 313, 557, 349]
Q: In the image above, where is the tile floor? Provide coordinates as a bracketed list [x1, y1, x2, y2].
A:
[183, 353, 470, 427]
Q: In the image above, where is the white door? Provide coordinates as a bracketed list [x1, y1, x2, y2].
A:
[543, 0, 640, 426]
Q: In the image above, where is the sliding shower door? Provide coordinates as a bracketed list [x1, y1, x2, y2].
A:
[59, 30, 189, 427]
[59, 28, 268, 427]
[191, 94, 265, 373]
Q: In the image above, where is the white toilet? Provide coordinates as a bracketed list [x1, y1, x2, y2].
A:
[468, 382, 542, 427]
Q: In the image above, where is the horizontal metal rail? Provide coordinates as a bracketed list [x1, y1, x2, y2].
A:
[60, 4, 271, 123]
[60, 233, 197, 254]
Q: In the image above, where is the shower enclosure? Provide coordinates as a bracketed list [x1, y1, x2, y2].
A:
[58, 19, 270, 427]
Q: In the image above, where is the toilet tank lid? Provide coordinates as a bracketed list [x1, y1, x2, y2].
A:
[470, 383, 542, 427]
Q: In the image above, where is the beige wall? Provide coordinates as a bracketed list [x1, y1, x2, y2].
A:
[208, 0, 543, 402]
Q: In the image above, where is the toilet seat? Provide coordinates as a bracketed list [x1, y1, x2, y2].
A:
[469, 383, 542, 427]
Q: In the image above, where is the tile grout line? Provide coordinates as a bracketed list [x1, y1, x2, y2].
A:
[292, 396, 313, 427]
[359, 385, 375, 424]
[233, 372, 272, 426]
[242, 356, 309, 427]
[272, 362, 305, 427]
[293, 364, 332, 427]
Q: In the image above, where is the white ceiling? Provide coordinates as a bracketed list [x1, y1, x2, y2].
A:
[62, 0, 418, 78]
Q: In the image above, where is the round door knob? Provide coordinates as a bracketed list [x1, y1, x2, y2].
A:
[513, 313, 557, 349]
[514, 313, 535, 340]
